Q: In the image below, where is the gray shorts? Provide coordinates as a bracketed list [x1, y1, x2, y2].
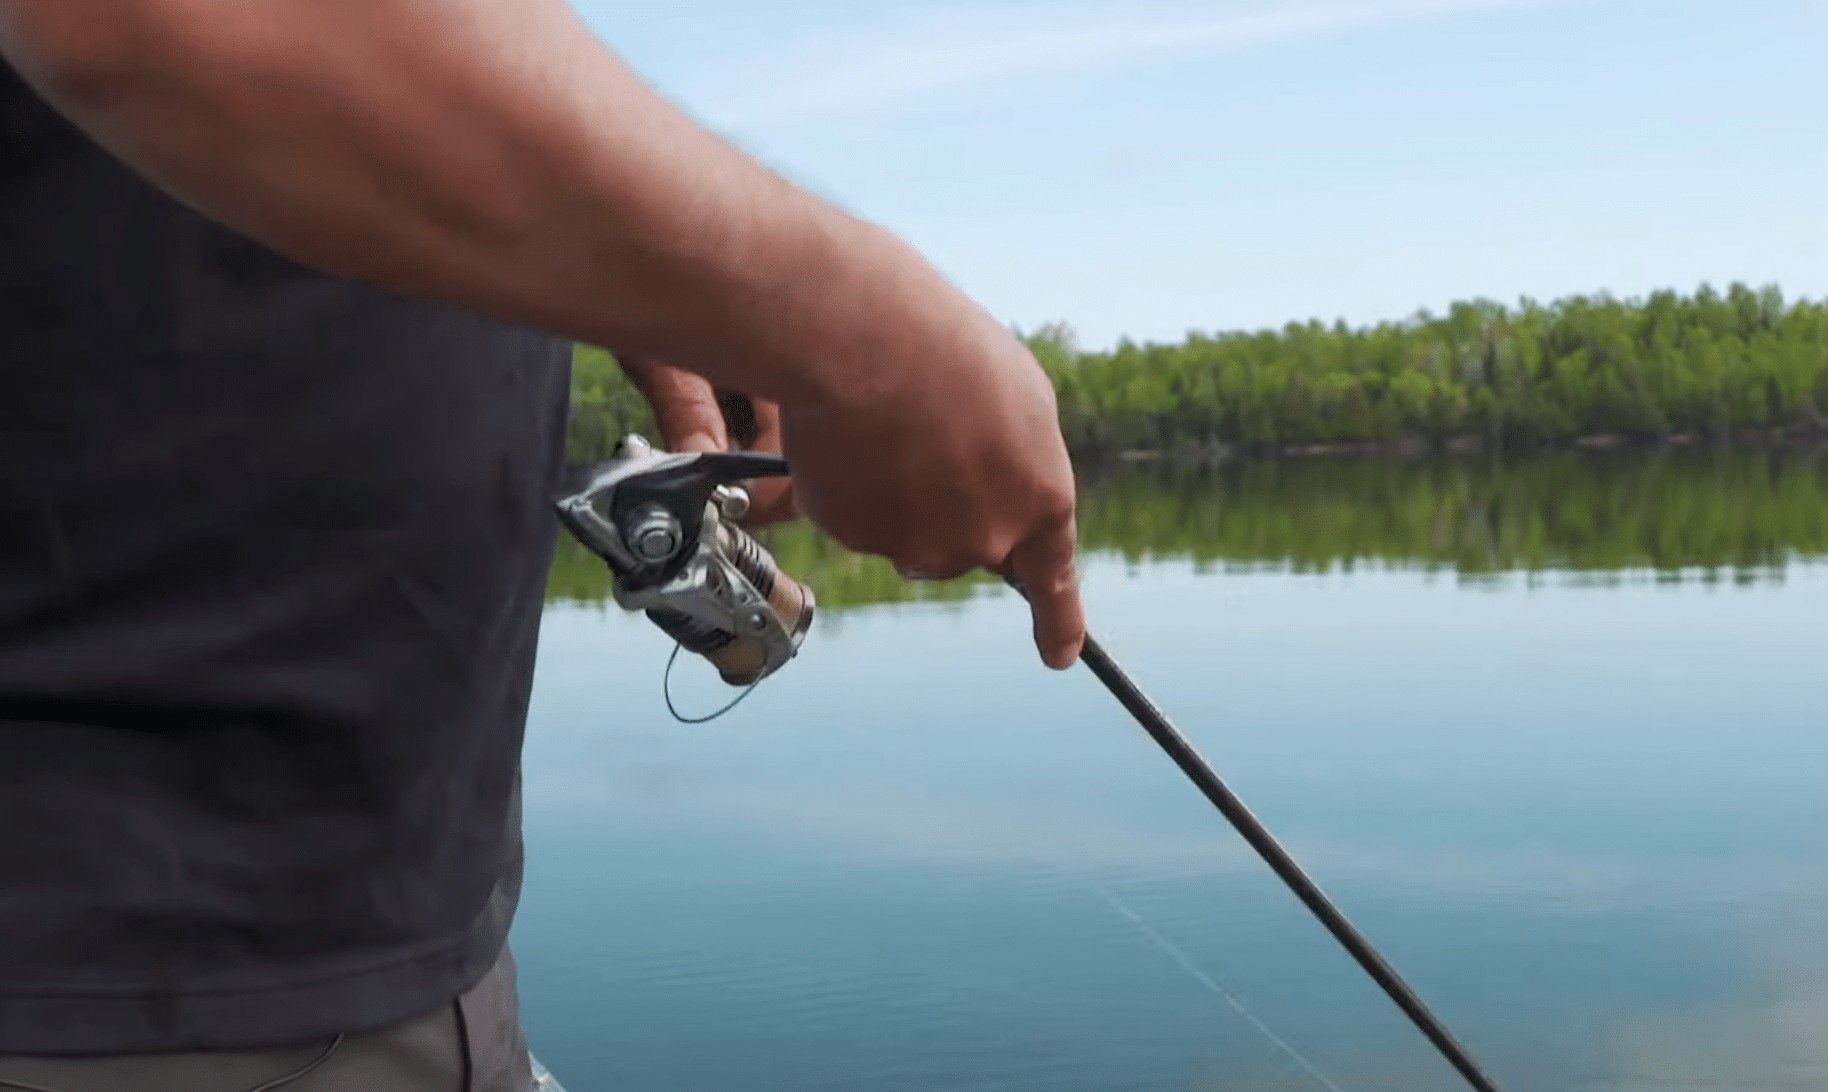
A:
[0, 946, 535, 1092]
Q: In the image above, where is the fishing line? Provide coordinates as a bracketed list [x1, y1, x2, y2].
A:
[1075, 626, 1503, 1092]
[1092, 882, 1349, 1092]
[1005, 575, 1504, 1092]
[663, 642, 763, 724]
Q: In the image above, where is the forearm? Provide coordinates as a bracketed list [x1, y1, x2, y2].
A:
[0, 0, 928, 406]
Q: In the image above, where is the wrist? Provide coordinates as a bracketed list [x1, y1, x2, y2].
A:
[563, 114, 973, 418]
[745, 212, 982, 419]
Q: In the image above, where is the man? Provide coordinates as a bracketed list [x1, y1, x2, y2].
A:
[0, 1, 1084, 1089]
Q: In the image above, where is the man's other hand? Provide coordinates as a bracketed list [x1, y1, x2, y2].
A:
[620, 356, 798, 528]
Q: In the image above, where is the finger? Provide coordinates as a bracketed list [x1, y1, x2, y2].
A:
[740, 397, 801, 525]
[745, 479, 799, 527]
[624, 359, 727, 454]
[1005, 516, 1086, 671]
[744, 395, 784, 452]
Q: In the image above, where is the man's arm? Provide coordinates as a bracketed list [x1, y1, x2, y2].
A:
[0, 0, 1085, 668]
[0, 0, 863, 405]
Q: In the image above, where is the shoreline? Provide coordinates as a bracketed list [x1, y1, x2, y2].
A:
[1087, 425, 1828, 466]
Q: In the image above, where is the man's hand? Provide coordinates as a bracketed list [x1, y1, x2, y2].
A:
[619, 356, 797, 527]
[771, 228, 1086, 669]
[621, 342, 1086, 672]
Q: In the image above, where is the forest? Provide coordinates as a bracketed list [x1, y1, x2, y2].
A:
[565, 282, 1828, 463]
[547, 447, 1828, 612]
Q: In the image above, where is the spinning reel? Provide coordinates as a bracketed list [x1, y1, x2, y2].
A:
[555, 435, 815, 692]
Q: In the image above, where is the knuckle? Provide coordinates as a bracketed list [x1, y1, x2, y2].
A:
[969, 531, 1012, 570]
[829, 523, 895, 559]
[1036, 478, 1076, 521]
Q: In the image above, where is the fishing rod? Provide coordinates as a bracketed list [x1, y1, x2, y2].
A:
[1023, 584, 1505, 1092]
[556, 435, 1504, 1092]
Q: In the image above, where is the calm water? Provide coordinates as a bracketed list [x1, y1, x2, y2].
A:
[512, 449, 1828, 1092]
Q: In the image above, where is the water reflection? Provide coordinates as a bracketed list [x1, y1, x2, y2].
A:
[1596, 923, 1828, 1092]
[547, 446, 1828, 610]
[518, 448, 1828, 1092]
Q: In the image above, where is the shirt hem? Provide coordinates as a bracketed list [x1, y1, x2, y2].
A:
[0, 894, 515, 1056]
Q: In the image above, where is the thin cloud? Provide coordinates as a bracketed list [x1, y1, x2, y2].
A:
[697, 0, 1570, 128]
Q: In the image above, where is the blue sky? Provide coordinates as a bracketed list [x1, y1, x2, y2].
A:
[572, 0, 1827, 351]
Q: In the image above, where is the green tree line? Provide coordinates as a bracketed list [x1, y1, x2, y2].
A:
[1030, 282, 1828, 454]
[548, 447, 1828, 611]
[566, 282, 1828, 463]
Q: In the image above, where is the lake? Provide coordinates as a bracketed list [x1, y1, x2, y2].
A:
[511, 447, 1828, 1092]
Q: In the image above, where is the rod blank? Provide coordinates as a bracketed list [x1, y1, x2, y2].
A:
[1074, 630, 1503, 1092]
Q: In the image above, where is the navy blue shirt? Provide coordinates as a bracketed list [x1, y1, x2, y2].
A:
[0, 60, 571, 1051]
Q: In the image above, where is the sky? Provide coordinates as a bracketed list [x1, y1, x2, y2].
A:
[570, 0, 1827, 351]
